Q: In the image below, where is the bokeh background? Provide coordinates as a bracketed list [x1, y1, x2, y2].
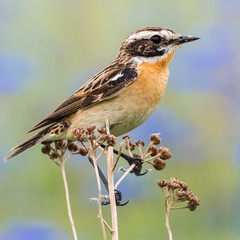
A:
[0, 0, 240, 239]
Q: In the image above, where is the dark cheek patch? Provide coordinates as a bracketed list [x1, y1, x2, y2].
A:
[128, 40, 166, 57]
[156, 49, 165, 56]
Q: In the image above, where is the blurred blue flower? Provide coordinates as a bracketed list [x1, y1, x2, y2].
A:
[0, 223, 64, 240]
[0, 53, 33, 93]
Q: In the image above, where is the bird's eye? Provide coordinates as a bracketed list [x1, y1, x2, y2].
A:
[150, 35, 162, 44]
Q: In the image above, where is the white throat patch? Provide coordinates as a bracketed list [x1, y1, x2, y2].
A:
[133, 46, 177, 64]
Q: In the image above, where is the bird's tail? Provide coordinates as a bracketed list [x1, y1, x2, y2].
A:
[5, 127, 51, 162]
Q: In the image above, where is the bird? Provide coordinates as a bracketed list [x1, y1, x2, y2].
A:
[6, 27, 199, 161]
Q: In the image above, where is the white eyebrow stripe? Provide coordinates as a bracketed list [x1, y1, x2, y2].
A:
[126, 30, 179, 43]
[127, 31, 156, 41]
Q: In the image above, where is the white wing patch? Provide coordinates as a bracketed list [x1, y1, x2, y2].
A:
[111, 72, 124, 82]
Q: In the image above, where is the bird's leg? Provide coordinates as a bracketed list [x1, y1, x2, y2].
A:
[88, 155, 109, 192]
[100, 144, 147, 176]
[88, 156, 129, 206]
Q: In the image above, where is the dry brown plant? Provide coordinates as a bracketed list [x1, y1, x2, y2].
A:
[41, 122, 199, 240]
[157, 178, 200, 240]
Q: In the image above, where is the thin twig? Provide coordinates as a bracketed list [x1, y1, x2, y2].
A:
[143, 153, 161, 162]
[60, 157, 78, 240]
[143, 142, 153, 156]
[165, 198, 174, 240]
[105, 117, 119, 240]
[99, 216, 113, 232]
[95, 144, 109, 162]
[125, 138, 133, 157]
[170, 206, 188, 210]
[138, 145, 143, 159]
[114, 164, 135, 189]
[90, 153, 107, 240]
[141, 159, 155, 166]
[112, 143, 122, 172]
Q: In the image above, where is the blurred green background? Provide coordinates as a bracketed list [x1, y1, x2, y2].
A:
[0, 0, 240, 239]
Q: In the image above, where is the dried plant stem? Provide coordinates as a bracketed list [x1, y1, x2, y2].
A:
[105, 117, 119, 240]
[165, 197, 174, 240]
[60, 159, 78, 240]
[112, 143, 122, 172]
[91, 154, 107, 240]
[114, 164, 135, 189]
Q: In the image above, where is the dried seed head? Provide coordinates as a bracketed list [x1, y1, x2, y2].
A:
[135, 140, 145, 147]
[106, 134, 117, 147]
[188, 200, 199, 211]
[76, 133, 86, 142]
[179, 181, 188, 190]
[159, 147, 172, 160]
[157, 180, 168, 187]
[88, 135, 97, 141]
[153, 158, 166, 170]
[57, 140, 66, 149]
[97, 127, 106, 133]
[123, 135, 130, 141]
[86, 126, 96, 135]
[68, 142, 79, 152]
[148, 146, 159, 156]
[133, 153, 141, 158]
[101, 134, 109, 141]
[176, 189, 188, 201]
[126, 142, 136, 151]
[187, 191, 196, 201]
[73, 128, 85, 135]
[41, 145, 51, 154]
[150, 134, 161, 145]
[79, 147, 88, 156]
[50, 152, 59, 160]
[168, 181, 180, 189]
[170, 177, 179, 182]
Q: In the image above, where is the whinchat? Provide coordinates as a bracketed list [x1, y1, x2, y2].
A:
[6, 27, 199, 160]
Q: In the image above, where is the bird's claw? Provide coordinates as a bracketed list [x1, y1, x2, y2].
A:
[128, 157, 145, 176]
[101, 189, 129, 207]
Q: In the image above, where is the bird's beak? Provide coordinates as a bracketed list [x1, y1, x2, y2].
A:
[174, 35, 200, 45]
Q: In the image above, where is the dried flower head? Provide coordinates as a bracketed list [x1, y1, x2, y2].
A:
[79, 147, 88, 156]
[73, 128, 85, 135]
[188, 200, 200, 211]
[133, 153, 141, 158]
[135, 140, 145, 147]
[106, 134, 117, 147]
[88, 135, 97, 141]
[122, 135, 130, 141]
[41, 144, 51, 154]
[157, 178, 200, 212]
[57, 140, 66, 150]
[125, 142, 136, 151]
[50, 152, 59, 160]
[157, 180, 168, 187]
[153, 158, 166, 170]
[68, 142, 79, 152]
[86, 126, 96, 135]
[150, 134, 161, 145]
[97, 127, 106, 133]
[73, 128, 86, 142]
[159, 147, 172, 160]
[148, 146, 159, 156]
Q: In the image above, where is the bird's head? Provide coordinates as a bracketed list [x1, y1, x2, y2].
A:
[118, 27, 199, 64]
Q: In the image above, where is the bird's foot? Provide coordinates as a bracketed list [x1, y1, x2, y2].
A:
[101, 190, 129, 206]
[100, 144, 147, 176]
[127, 156, 147, 176]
